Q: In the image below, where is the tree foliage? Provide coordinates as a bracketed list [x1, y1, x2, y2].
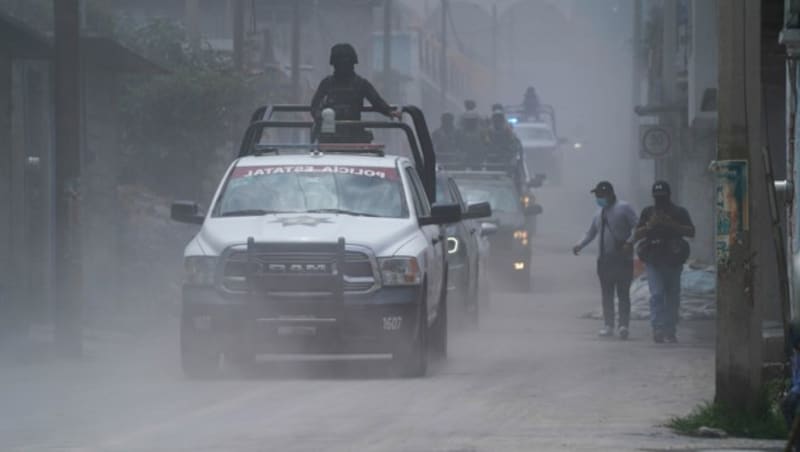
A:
[118, 19, 285, 198]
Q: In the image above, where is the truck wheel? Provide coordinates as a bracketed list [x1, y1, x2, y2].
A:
[467, 284, 480, 328]
[180, 316, 221, 379]
[392, 287, 428, 378]
[514, 272, 532, 293]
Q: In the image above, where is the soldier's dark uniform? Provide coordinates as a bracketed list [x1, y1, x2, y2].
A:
[485, 108, 525, 187]
[310, 43, 396, 124]
[486, 109, 523, 164]
[431, 113, 458, 154]
[457, 111, 488, 168]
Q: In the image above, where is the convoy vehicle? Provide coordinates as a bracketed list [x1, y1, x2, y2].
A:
[450, 171, 541, 292]
[436, 173, 493, 326]
[506, 104, 566, 185]
[171, 105, 461, 378]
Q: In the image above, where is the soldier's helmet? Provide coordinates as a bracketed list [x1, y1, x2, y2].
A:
[330, 43, 359, 66]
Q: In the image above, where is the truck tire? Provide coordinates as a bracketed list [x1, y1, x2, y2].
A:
[392, 286, 428, 378]
[467, 283, 480, 328]
[514, 271, 532, 293]
[180, 316, 221, 379]
[431, 278, 448, 360]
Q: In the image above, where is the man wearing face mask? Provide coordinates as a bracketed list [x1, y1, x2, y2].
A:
[573, 182, 638, 339]
[633, 181, 695, 343]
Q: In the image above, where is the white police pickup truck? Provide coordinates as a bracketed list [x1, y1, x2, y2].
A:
[172, 107, 461, 378]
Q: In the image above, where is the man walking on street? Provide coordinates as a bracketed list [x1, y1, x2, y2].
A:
[573, 181, 638, 339]
[633, 181, 695, 343]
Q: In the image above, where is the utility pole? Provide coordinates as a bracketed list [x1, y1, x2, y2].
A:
[53, 0, 83, 357]
[439, 0, 448, 113]
[492, 3, 498, 100]
[658, 0, 677, 183]
[233, 0, 245, 71]
[291, 0, 301, 103]
[716, 0, 763, 412]
[783, 0, 800, 319]
[630, 0, 642, 207]
[185, 0, 200, 51]
[383, 0, 392, 99]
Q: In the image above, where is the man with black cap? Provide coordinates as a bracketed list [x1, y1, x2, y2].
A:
[633, 181, 695, 343]
[310, 43, 401, 123]
[573, 181, 638, 339]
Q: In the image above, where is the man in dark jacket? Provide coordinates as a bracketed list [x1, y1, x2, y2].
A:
[634, 181, 695, 343]
[310, 43, 400, 125]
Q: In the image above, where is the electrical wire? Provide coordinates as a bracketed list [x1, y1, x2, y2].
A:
[445, 1, 466, 54]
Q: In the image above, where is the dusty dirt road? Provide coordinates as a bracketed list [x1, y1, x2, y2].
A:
[0, 190, 784, 451]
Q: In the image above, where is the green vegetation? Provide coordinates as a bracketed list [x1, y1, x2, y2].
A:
[117, 19, 287, 198]
[668, 381, 788, 440]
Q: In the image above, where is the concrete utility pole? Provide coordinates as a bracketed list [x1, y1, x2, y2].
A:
[492, 3, 498, 100]
[658, 0, 677, 184]
[784, 0, 800, 318]
[233, 0, 245, 71]
[291, 0, 301, 102]
[53, 0, 83, 357]
[383, 0, 392, 99]
[716, 0, 763, 412]
[185, 0, 200, 50]
[631, 0, 642, 208]
[439, 0, 448, 113]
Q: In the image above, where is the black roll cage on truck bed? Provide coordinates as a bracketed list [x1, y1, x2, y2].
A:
[238, 104, 437, 204]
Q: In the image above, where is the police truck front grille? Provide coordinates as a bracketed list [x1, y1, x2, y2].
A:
[222, 250, 376, 294]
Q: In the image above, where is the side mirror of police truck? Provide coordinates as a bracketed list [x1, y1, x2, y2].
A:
[528, 173, 546, 189]
[420, 204, 462, 226]
[524, 203, 543, 217]
[171, 201, 205, 225]
[463, 202, 492, 220]
[480, 222, 498, 237]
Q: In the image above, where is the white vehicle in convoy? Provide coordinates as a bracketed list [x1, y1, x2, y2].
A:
[506, 104, 566, 184]
[512, 121, 563, 185]
[171, 105, 468, 378]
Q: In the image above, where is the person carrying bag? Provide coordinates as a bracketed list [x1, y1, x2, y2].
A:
[633, 181, 695, 343]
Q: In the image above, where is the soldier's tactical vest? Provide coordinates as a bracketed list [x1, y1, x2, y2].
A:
[321, 76, 363, 121]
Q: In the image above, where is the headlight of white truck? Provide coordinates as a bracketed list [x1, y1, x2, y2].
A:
[379, 257, 422, 286]
[184, 256, 217, 286]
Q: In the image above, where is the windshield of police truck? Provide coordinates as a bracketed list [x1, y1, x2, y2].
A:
[215, 165, 408, 218]
[454, 180, 521, 214]
[514, 125, 555, 142]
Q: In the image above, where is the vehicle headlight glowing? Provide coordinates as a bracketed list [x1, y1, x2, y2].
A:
[184, 256, 217, 286]
[574, 142, 583, 150]
[521, 194, 536, 208]
[514, 261, 526, 270]
[379, 257, 422, 286]
[507, 117, 519, 125]
[513, 229, 529, 246]
[447, 237, 460, 255]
